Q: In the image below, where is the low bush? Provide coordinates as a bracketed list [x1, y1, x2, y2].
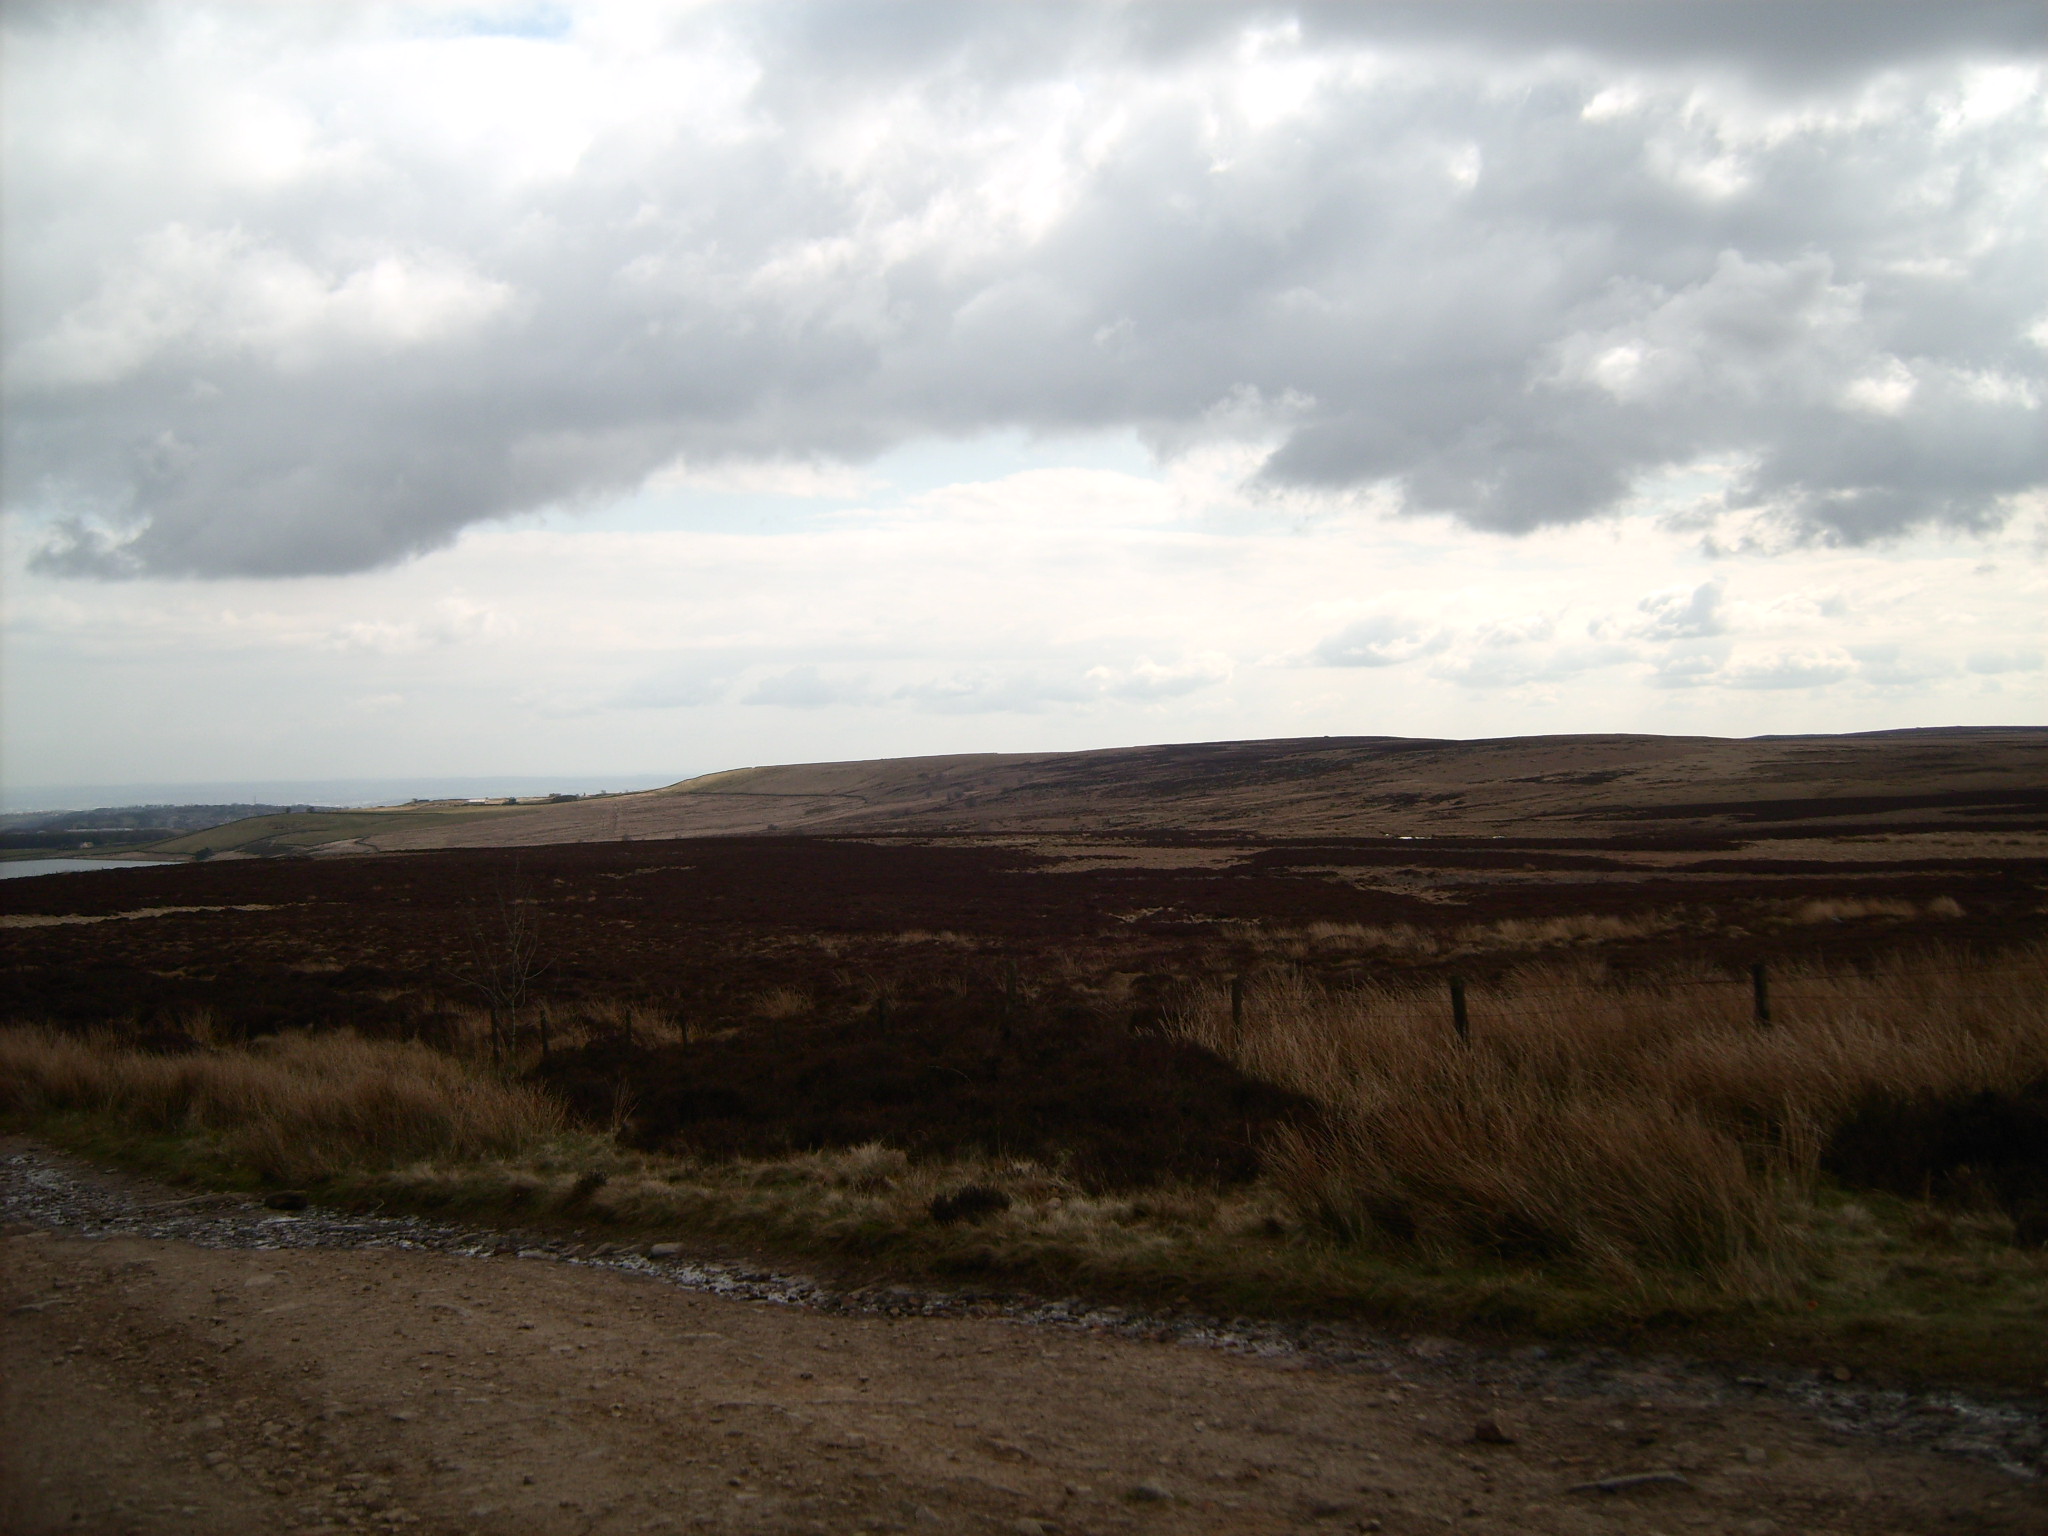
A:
[534, 994, 1313, 1188]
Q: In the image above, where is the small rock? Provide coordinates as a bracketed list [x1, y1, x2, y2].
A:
[1406, 1336, 1459, 1361]
[1127, 1480, 1172, 1503]
[1741, 1445, 1767, 1465]
[1830, 1365, 1852, 1382]
[648, 1242, 684, 1259]
[1567, 1470, 1690, 1495]
[1471, 1414, 1517, 1445]
[1011, 1520, 1049, 1536]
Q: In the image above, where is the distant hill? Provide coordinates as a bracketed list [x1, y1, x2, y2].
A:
[145, 727, 2046, 860]
[0, 804, 294, 855]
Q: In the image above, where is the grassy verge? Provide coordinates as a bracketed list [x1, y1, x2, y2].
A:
[5, 1022, 2044, 1392]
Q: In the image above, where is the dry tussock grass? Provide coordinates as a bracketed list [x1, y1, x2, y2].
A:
[1255, 898, 1969, 961]
[1169, 946, 2048, 1292]
[1261, 911, 1682, 959]
[0, 1028, 562, 1184]
[754, 986, 812, 1020]
[1782, 895, 1962, 924]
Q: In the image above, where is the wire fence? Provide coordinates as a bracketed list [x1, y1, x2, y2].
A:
[1223, 957, 2038, 997]
[1216, 950, 2042, 1036]
[1435, 959, 2040, 997]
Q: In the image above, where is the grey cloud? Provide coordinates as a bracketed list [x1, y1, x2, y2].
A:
[894, 657, 1226, 712]
[1633, 580, 1724, 640]
[613, 667, 734, 711]
[1967, 649, 2044, 675]
[1311, 615, 1444, 668]
[4, 3, 2041, 577]
[893, 670, 1091, 715]
[1647, 648, 1728, 689]
[1294, 1, 2044, 81]
[1433, 641, 1629, 689]
[1722, 650, 1855, 689]
[1092, 657, 1232, 702]
[1649, 646, 1856, 690]
[742, 666, 875, 709]
[1851, 645, 1955, 688]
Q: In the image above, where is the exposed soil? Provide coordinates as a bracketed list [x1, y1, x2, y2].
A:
[6, 1141, 2045, 1536]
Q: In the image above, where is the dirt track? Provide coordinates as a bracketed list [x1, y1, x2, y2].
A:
[5, 1154, 2042, 1536]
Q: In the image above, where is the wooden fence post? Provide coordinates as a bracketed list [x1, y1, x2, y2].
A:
[1751, 962, 1771, 1028]
[1450, 975, 1470, 1042]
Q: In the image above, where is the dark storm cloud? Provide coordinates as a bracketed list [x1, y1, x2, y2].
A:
[2, 1, 2041, 577]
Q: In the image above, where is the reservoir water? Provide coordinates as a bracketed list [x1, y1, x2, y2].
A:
[0, 857, 172, 880]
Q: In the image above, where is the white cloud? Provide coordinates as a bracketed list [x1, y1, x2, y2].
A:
[1632, 580, 1726, 639]
[1721, 645, 1858, 690]
[3, 4, 2039, 577]
[11, 226, 515, 389]
[1087, 655, 1233, 702]
[1967, 647, 2044, 674]
[1311, 615, 1444, 668]
[742, 665, 875, 709]
[1, 5, 2041, 792]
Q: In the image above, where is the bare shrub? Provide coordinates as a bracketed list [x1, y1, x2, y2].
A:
[1170, 946, 2048, 1290]
[0, 1028, 562, 1184]
[447, 882, 548, 1061]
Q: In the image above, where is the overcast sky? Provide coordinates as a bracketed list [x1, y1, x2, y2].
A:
[3, 1, 2042, 801]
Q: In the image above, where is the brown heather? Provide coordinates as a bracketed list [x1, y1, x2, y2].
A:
[0, 1028, 563, 1184]
[1169, 945, 2048, 1293]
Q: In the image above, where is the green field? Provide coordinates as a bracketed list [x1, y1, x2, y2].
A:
[145, 803, 532, 857]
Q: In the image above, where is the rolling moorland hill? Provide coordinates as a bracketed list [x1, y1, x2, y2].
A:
[145, 725, 2048, 858]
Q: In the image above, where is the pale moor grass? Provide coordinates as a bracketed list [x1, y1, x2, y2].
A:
[1246, 896, 1971, 962]
[1168, 945, 2048, 1293]
[4, 947, 2045, 1382]
[0, 1027, 562, 1185]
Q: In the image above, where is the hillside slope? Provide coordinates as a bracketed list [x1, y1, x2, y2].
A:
[309, 727, 2046, 853]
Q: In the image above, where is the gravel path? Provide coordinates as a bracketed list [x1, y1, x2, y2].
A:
[5, 1141, 2042, 1535]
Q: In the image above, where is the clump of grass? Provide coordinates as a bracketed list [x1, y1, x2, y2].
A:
[1170, 946, 2048, 1295]
[754, 986, 811, 1020]
[0, 1027, 562, 1185]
